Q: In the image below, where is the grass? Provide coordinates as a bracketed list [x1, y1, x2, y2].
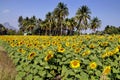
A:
[0, 46, 17, 80]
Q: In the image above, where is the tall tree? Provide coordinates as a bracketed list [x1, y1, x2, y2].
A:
[19, 16, 37, 34]
[46, 12, 53, 35]
[65, 17, 77, 35]
[53, 2, 69, 35]
[18, 16, 23, 28]
[76, 5, 91, 34]
[90, 17, 101, 33]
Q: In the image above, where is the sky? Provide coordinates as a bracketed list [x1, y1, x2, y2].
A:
[0, 0, 120, 31]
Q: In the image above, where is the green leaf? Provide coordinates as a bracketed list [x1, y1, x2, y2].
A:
[75, 74, 81, 79]
[14, 58, 20, 64]
[35, 65, 40, 69]
[88, 70, 94, 75]
[80, 72, 88, 80]
[61, 65, 67, 76]
[62, 67, 73, 80]
[95, 58, 102, 66]
[47, 72, 53, 77]
[83, 59, 90, 64]
[24, 66, 30, 72]
[64, 59, 70, 64]
[16, 65, 22, 71]
[113, 67, 119, 73]
[33, 76, 41, 80]
[45, 65, 50, 69]
[62, 57, 66, 61]
[25, 74, 33, 80]
[90, 76, 96, 80]
[66, 54, 72, 58]
[116, 74, 120, 79]
[17, 71, 26, 78]
[95, 70, 101, 76]
[38, 70, 46, 77]
[113, 60, 118, 66]
[69, 70, 75, 76]
[33, 69, 38, 75]
[15, 75, 22, 80]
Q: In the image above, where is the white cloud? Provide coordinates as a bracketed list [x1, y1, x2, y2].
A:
[2, 9, 10, 14]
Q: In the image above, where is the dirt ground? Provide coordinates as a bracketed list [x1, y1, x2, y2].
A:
[0, 46, 17, 80]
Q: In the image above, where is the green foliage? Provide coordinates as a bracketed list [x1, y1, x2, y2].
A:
[104, 25, 120, 34]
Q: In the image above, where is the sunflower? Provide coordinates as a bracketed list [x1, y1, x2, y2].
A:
[108, 51, 112, 55]
[17, 48, 26, 54]
[101, 53, 107, 58]
[44, 52, 54, 61]
[28, 52, 36, 60]
[102, 66, 111, 75]
[65, 42, 70, 47]
[118, 45, 120, 50]
[57, 43, 62, 48]
[89, 44, 95, 49]
[46, 41, 51, 46]
[58, 47, 65, 53]
[10, 43, 15, 47]
[82, 50, 91, 56]
[19, 41, 24, 45]
[72, 44, 76, 49]
[74, 48, 81, 53]
[90, 62, 97, 69]
[101, 42, 109, 47]
[37, 46, 43, 50]
[70, 60, 80, 68]
[113, 47, 119, 54]
[52, 41, 57, 46]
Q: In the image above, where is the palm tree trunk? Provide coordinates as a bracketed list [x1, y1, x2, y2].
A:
[77, 19, 81, 35]
[45, 29, 47, 35]
[50, 24, 51, 35]
[60, 24, 62, 35]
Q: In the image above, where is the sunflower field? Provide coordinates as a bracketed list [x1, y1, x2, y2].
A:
[0, 35, 120, 80]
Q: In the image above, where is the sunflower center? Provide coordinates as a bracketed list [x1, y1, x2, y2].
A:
[47, 54, 52, 59]
[73, 61, 78, 66]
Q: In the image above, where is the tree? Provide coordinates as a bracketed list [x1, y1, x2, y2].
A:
[18, 16, 38, 34]
[90, 17, 101, 33]
[53, 2, 69, 35]
[7, 29, 16, 35]
[104, 25, 119, 34]
[76, 5, 91, 34]
[65, 17, 77, 35]
[40, 20, 49, 35]
[0, 24, 7, 35]
[18, 16, 23, 28]
[46, 12, 53, 35]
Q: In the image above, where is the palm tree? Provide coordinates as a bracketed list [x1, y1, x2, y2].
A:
[53, 2, 69, 35]
[23, 16, 37, 34]
[90, 17, 101, 33]
[65, 17, 77, 35]
[40, 20, 49, 35]
[18, 16, 23, 28]
[76, 5, 91, 34]
[46, 12, 53, 35]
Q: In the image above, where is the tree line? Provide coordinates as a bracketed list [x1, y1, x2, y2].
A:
[1, 2, 119, 35]
[17, 2, 101, 35]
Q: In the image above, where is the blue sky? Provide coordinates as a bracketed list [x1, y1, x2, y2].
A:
[0, 0, 120, 31]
